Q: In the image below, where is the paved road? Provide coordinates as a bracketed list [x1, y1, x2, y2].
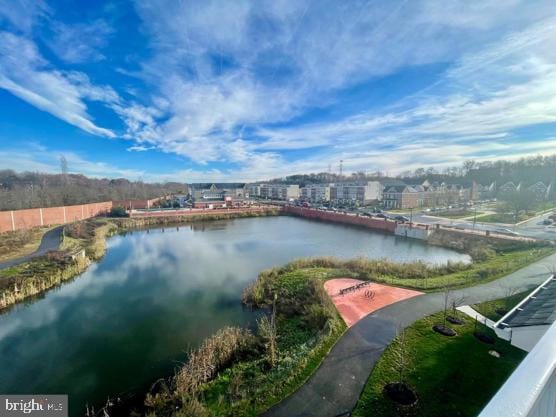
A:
[263, 252, 556, 417]
[408, 210, 556, 241]
[0, 226, 64, 270]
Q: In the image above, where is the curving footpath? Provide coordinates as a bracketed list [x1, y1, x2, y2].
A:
[263, 252, 556, 417]
[0, 226, 63, 270]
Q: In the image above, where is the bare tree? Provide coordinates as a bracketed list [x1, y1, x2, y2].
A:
[390, 326, 412, 385]
[450, 293, 467, 315]
[258, 293, 278, 367]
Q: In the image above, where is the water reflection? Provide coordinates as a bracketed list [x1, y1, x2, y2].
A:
[0, 216, 468, 415]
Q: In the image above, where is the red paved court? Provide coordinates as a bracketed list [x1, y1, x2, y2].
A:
[324, 278, 424, 327]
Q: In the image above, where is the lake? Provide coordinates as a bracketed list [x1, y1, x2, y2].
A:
[0, 216, 469, 415]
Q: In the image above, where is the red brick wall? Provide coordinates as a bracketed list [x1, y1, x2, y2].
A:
[284, 206, 397, 233]
[0, 201, 113, 233]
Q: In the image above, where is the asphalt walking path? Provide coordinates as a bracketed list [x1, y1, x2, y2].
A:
[263, 252, 556, 417]
[0, 226, 63, 270]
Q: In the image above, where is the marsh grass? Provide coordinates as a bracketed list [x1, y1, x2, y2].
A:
[0, 219, 115, 310]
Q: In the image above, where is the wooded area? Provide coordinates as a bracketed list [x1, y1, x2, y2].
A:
[0, 170, 186, 210]
[274, 155, 556, 187]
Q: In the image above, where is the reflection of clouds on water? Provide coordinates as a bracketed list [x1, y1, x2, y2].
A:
[0, 216, 470, 411]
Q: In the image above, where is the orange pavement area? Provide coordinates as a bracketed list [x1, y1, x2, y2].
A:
[324, 278, 424, 327]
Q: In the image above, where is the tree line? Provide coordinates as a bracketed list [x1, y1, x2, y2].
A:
[272, 154, 556, 187]
[0, 170, 186, 211]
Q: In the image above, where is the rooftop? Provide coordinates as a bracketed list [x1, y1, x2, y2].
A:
[498, 275, 556, 329]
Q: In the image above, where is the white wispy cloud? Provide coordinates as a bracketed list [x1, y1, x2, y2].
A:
[0, 31, 116, 137]
[47, 19, 114, 64]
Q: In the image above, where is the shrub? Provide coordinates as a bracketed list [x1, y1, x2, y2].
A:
[109, 206, 128, 217]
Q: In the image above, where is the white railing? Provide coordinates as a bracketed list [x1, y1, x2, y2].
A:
[479, 320, 556, 417]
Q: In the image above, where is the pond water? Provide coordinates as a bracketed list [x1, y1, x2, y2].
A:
[0, 216, 469, 415]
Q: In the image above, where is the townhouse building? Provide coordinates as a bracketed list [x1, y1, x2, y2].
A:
[300, 184, 331, 202]
[383, 185, 421, 209]
[259, 184, 300, 200]
[330, 181, 382, 205]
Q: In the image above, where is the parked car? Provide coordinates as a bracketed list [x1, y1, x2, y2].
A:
[542, 218, 553, 225]
[394, 215, 410, 222]
[375, 213, 388, 219]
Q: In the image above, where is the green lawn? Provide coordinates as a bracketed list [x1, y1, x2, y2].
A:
[352, 311, 526, 417]
[434, 210, 483, 219]
[373, 247, 554, 291]
[475, 212, 534, 224]
[472, 291, 529, 321]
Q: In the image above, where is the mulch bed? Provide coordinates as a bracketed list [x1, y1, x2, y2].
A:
[446, 316, 464, 325]
[432, 324, 457, 337]
[384, 383, 418, 406]
[474, 331, 496, 344]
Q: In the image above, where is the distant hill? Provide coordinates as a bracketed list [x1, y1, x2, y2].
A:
[0, 170, 186, 211]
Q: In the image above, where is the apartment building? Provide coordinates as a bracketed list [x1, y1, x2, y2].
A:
[259, 184, 300, 200]
[300, 184, 331, 202]
[330, 181, 382, 204]
[245, 183, 261, 198]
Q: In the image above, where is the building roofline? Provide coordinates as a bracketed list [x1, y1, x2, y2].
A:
[496, 275, 556, 329]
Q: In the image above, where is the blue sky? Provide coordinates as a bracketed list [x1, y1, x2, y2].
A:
[0, 0, 555, 182]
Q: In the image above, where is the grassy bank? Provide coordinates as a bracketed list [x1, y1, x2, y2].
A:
[139, 263, 347, 417]
[0, 219, 116, 310]
[376, 246, 553, 291]
[114, 208, 280, 230]
[352, 311, 526, 417]
[0, 227, 51, 262]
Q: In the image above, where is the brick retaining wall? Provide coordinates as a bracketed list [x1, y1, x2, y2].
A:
[284, 206, 397, 233]
[0, 201, 113, 233]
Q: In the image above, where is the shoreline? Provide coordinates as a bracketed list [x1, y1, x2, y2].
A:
[0, 208, 280, 311]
